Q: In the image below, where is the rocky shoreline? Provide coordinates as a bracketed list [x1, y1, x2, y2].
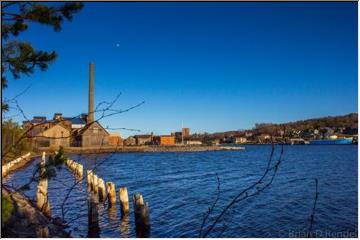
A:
[1, 187, 70, 238]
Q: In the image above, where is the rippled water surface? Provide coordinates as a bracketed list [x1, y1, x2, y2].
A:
[4, 145, 358, 237]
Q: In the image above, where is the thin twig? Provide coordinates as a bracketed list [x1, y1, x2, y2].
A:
[307, 178, 319, 237]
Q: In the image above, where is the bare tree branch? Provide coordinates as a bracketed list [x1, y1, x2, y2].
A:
[200, 137, 284, 237]
[307, 178, 319, 237]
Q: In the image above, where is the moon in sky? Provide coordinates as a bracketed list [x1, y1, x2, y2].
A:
[116, 43, 120, 47]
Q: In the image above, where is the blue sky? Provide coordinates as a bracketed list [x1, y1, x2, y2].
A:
[3, 2, 358, 137]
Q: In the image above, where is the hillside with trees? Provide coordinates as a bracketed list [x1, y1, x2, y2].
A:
[188, 113, 358, 142]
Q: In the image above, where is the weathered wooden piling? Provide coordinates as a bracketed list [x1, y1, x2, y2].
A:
[119, 187, 129, 215]
[65, 159, 83, 178]
[133, 193, 150, 237]
[87, 170, 93, 186]
[98, 178, 106, 201]
[78, 164, 83, 178]
[36, 152, 51, 218]
[106, 182, 116, 206]
[2, 152, 31, 177]
[87, 195, 100, 237]
[89, 171, 94, 191]
[93, 174, 98, 193]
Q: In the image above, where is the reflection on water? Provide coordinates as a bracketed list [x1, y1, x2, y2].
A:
[120, 214, 131, 238]
[108, 206, 117, 221]
[3, 146, 358, 237]
[87, 195, 100, 238]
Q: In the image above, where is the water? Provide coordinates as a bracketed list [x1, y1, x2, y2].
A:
[4, 145, 358, 237]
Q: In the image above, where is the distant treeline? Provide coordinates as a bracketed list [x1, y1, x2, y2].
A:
[189, 113, 358, 140]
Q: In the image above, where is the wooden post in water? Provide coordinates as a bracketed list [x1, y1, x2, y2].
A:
[89, 171, 94, 191]
[119, 187, 129, 215]
[133, 193, 150, 237]
[36, 152, 51, 218]
[87, 195, 100, 237]
[87, 170, 93, 187]
[74, 163, 79, 176]
[93, 174, 98, 193]
[98, 178, 106, 202]
[106, 182, 116, 207]
[78, 164, 83, 178]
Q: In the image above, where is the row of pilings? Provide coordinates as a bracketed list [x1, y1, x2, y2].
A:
[61, 159, 151, 237]
[2, 152, 31, 177]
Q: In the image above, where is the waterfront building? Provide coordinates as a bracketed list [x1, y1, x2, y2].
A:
[23, 115, 72, 148]
[161, 136, 175, 145]
[235, 137, 247, 144]
[30, 122, 71, 148]
[134, 134, 153, 145]
[171, 131, 183, 143]
[109, 132, 123, 146]
[23, 63, 110, 148]
[185, 140, 202, 145]
[211, 139, 220, 145]
[74, 121, 109, 147]
[182, 128, 190, 138]
[153, 136, 175, 145]
[124, 136, 136, 146]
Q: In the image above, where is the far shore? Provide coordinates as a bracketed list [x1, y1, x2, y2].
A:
[35, 145, 245, 155]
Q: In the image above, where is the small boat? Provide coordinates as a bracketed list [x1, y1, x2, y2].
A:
[309, 138, 353, 145]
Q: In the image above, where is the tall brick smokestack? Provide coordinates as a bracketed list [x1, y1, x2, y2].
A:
[88, 62, 94, 123]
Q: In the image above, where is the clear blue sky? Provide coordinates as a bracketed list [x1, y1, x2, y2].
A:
[3, 2, 358, 137]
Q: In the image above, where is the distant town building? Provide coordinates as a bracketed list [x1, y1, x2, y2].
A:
[134, 134, 153, 145]
[245, 131, 253, 138]
[124, 136, 136, 146]
[171, 131, 183, 144]
[185, 140, 202, 145]
[182, 128, 190, 138]
[159, 136, 175, 146]
[211, 139, 220, 145]
[235, 137, 247, 144]
[108, 132, 123, 146]
[257, 134, 271, 143]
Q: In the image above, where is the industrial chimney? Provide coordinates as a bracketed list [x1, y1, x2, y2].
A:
[88, 62, 94, 123]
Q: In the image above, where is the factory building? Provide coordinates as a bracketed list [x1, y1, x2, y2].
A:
[23, 63, 112, 149]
